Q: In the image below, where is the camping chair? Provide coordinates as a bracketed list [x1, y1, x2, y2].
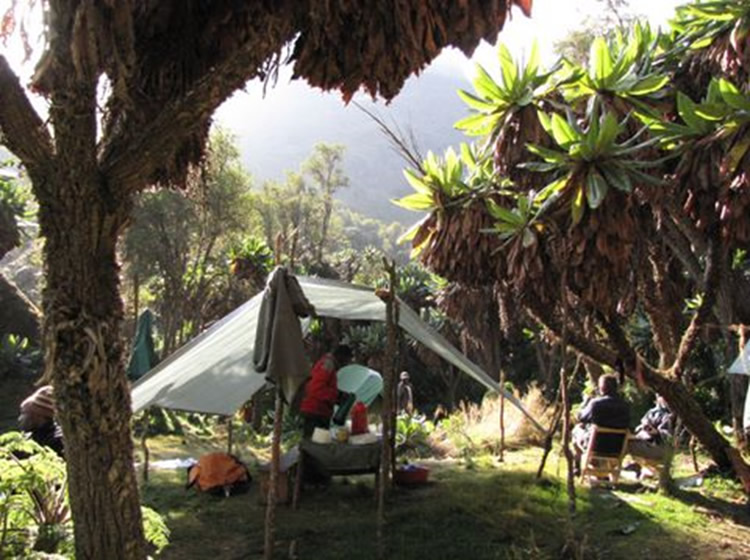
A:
[580, 426, 629, 485]
[625, 434, 672, 481]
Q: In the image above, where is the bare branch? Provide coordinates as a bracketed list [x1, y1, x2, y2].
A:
[354, 101, 425, 172]
[524, 297, 619, 367]
[0, 55, 53, 172]
[660, 216, 703, 283]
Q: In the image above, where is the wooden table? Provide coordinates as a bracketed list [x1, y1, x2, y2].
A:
[293, 438, 382, 508]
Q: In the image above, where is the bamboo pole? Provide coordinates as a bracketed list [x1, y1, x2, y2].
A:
[263, 387, 284, 560]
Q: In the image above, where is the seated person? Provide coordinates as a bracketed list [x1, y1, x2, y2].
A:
[627, 394, 674, 465]
[299, 344, 353, 438]
[18, 385, 65, 457]
[572, 374, 630, 475]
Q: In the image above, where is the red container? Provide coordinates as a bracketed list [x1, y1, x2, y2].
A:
[351, 402, 368, 435]
[394, 465, 430, 486]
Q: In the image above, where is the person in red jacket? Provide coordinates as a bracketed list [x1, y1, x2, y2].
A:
[300, 344, 353, 438]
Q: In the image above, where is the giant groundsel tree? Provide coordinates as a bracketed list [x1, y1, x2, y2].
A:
[397, 3, 750, 489]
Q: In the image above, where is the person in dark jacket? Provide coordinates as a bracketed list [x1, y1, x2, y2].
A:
[627, 394, 674, 464]
[572, 374, 629, 475]
[18, 385, 65, 457]
[300, 345, 353, 438]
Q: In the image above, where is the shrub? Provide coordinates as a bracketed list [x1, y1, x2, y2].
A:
[0, 432, 71, 557]
[0, 432, 170, 558]
[395, 413, 435, 459]
[431, 386, 554, 459]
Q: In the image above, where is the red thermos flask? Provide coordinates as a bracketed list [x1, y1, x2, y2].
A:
[351, 402, 368, 435]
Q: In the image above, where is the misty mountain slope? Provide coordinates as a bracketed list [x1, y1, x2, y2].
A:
[215, 63, 473, 224]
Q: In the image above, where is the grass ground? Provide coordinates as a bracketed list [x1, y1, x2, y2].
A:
[139, 432, 750, 560]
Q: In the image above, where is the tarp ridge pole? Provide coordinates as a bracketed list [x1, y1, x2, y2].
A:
[264, 385, 284, 560]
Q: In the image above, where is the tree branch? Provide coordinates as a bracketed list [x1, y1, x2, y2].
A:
[524, 297, 619, 367]
[0, 56, 53, 173]
[660, 216, 703, 283]
[668, 203, 708, 256]
[671, 225, 722, 378]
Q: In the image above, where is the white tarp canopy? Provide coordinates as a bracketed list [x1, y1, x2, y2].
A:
[131, 275, 544, 432]
[728, 342, 750, 430]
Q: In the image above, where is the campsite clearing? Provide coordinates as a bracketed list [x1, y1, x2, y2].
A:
[139, 433, 750, 560]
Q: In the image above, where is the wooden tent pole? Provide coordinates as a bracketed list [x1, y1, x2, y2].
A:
[498, 368, 506, 462]
[263, 386, 284, 560]
[536, 403, 563, 479]
[133, 272, 140, 338]
[227, 414, 234, 455]
[390, 286, 400, 476]
[536, 356, 580, 478]
[378, 258, 397, 542]
[558, 273, 576, 514]
[140, 407, 150, 483]
[560, 333, 575, 513]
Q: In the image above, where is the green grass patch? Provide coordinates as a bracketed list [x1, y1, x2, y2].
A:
[139, 439, 750, 559]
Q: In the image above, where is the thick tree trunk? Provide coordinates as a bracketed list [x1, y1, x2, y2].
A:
[37, 144, 146, 560]
[28, 24, 147, 553]
[42, 195, 146, 559]
[0, 272, 41, 342]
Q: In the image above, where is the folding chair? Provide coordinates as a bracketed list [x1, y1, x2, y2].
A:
[626, 434, 671, 480]
[580, 426, 629, 485]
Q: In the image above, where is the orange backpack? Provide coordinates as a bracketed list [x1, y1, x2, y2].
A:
[186, 453, 251, 496]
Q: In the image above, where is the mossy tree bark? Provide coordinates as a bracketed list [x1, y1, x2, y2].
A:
[36, 77, 146, 557]
[42, 196, 146, 559]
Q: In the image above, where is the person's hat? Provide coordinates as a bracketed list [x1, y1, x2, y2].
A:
[400, 371, 410, 380]
[20, 385, 55, 419]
